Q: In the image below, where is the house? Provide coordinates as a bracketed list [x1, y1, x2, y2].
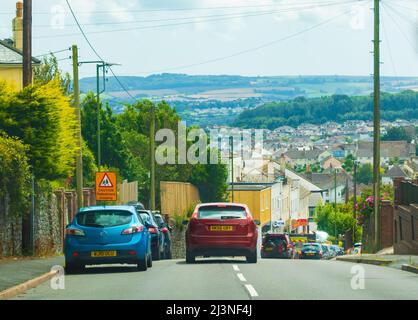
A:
[0, 1, 40, 90]
[228, 183, 272, 226]
[301, 171, 351, 204]
[284, 148, 330, 168]
[382, 165, 408, 185]
[356, 141, 416, 165]
[320, 156, 343, 170]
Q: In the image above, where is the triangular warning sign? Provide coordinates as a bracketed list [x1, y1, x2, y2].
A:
[99, 173, 113, 188]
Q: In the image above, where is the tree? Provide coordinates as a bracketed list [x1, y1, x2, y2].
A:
[34, 54, 71, 95]
[382, 127, 412, 142]
[315, 202, 357, 239]
[0, 133, 31, 216]
[0, 80, 78, 181]
[356, 164, 373, 185]
[342, 154, 355, 172]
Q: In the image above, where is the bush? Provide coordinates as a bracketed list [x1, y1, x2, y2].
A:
[0, 133, 31, 217]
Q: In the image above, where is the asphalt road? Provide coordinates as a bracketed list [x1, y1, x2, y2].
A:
[13, 257, 418, 300]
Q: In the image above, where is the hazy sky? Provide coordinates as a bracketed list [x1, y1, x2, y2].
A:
[1, 0, 418, 78]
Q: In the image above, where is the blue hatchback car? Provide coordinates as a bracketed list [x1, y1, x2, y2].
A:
[64, 206, 152, 273]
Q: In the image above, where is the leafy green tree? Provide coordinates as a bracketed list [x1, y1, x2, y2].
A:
[342, 154, 355, 172]
[356, 163, 373, 185]
[315, 203, 357, 238]
[0, 133, 31, 217]
[34, 54, 71, 95]
[0, 80, 78, 181]
[382, 127, 412, 142]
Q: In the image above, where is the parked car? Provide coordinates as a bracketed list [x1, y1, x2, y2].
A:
[185, 203, 260, 263]
[64, 205, 152, 273]
[321, 244, 334, 259]
[152, 211, 172, 259]
[330, 245, 345, 256]
[352, 242, 362, 255]
[126, 201, 145, 210]
[261, 233, 295, 259]
[136, 210, 165, 261]
[300, 243, 323, 259]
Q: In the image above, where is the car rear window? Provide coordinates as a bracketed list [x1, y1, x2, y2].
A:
[77, 210, 132, 228]
[198, 205, 247, 219]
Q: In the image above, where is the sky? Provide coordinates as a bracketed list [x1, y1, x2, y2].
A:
[1, 0, 418, 78]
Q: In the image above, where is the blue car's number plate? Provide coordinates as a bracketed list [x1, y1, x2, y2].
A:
[91, 251, 117, 257]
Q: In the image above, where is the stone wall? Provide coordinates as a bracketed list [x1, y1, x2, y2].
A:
[170, 228, 186, 259]
[0, 194, 23, 256]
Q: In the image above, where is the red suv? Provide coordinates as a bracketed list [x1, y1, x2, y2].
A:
[185, 203, 259, 263]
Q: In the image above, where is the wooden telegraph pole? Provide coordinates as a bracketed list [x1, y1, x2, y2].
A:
[373, 0, 381, 252]
[22, 0, 32, 87]
[72, 45, 84, 209]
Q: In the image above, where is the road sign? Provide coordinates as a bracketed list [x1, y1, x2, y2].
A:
[96, 172, 117, 201]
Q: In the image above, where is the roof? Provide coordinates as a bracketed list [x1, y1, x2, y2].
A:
[78, 205, 136, 212]
[0, 39, 40, 65]
[227, 183, 271, 191]
[383, 165, 408, 178]
[285, 148, 324, 160]
[301, 172, 351, 190]
[357, 141, 415, 158]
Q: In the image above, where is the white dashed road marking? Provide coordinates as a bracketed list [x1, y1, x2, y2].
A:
[232, 264, 240, 271]
[237, 273, 247, 282]
[245, 284, 259, 297]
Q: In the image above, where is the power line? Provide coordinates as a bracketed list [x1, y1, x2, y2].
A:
[0, 0, 360, 15]
[34, 48, 71, 58]
[382, 2, 418, 54]
[65, 0, 136, 101]
[36, 0, 362, 39]
[134, 6, 358, 75]
[13, 1, 358, 29]
[381, 8, 398, 77]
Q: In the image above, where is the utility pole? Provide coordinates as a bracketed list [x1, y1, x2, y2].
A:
[150, 103, 156, 211]
[334, 168, 337, 242]
[230, 136, 234, 203]
[72, 45, 83, 209]
[22, 0, 32, 87]
[373, 0, 381, 252]
[353, 160, 358, 244]
[96, 65, 101, 169]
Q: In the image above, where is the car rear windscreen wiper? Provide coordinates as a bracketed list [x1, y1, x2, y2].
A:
[220, 216, 242, 220]
[83, 223, 105, 228]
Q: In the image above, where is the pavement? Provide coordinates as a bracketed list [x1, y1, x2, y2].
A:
[0, 256, 64, 292]
[336, 254, 418, 271]
[9, 257, 418, 300]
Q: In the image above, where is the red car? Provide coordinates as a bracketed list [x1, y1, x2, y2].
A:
[185, 203, 260, 263]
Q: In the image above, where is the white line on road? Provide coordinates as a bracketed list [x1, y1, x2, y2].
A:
[245, 284, 259, 297]
[232, 264, 240, 272]
[237, 273, 247, 282]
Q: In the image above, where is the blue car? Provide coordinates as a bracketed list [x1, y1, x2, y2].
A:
[64, 206, 152, 274]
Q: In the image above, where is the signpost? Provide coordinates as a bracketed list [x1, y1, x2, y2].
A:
[95, 172, 117, 202]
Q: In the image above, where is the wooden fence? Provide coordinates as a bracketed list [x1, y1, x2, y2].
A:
[117, 180, 138, 205]
[160, 181, 200, 216]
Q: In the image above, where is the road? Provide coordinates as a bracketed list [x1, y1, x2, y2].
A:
[13, 258, 418, 300]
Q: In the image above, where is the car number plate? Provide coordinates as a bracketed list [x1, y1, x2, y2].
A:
[91, 250, 117, 257]
[210, 225, 233, 231]
[265, 247, 273, 252]
[306, 252, 314, 256]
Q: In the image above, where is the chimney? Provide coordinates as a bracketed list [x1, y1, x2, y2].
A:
[280, 153, 286, 173]
[12, 1, 23, 51]
[306, 164, 312, 181]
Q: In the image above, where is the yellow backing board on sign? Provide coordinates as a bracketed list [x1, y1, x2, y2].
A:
[96, 172, 117, 201]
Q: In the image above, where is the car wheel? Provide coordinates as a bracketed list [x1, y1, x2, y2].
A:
[147, 253, 153, 268]
[246, 251, 257, 263]
[152, 246, 161, 261]
[65, 262, 84, 274]
[166, 249, 172, 260]
[186, 250, 195, 263]
[137, 255, 148, 271]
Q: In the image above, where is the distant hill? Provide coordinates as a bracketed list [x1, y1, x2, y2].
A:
[79, 73, 418, 127]
[234, 90, 418, 129]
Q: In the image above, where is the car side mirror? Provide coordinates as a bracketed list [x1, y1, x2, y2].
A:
[182, 220, 189, 225]
[254, 219, 260, 226]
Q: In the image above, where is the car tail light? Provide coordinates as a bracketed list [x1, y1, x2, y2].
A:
[161, 227, 168, 233]
[72, 252, 79, 257]
[121, 225, 143, 235]
[191, 211, 198, 219]
[149, 227, 158, 234]
[66, 228, 85, 236]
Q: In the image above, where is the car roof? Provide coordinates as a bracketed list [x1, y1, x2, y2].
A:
[197, 202, 249, 209]
[78, 205, 137, 214]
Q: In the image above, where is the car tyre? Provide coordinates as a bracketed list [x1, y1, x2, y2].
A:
[65, 262, 84, 274]
[152, 246, 161, 261]
[166, 248, 172, 260]
[246, 251, 257, 263]
[186, 250, 195, 263]
[147, 253, 153, 268]
[137, 255, 148, 272]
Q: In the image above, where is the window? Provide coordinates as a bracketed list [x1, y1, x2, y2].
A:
[77, 210, 133, 228]
[198, 205, 247, 219]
